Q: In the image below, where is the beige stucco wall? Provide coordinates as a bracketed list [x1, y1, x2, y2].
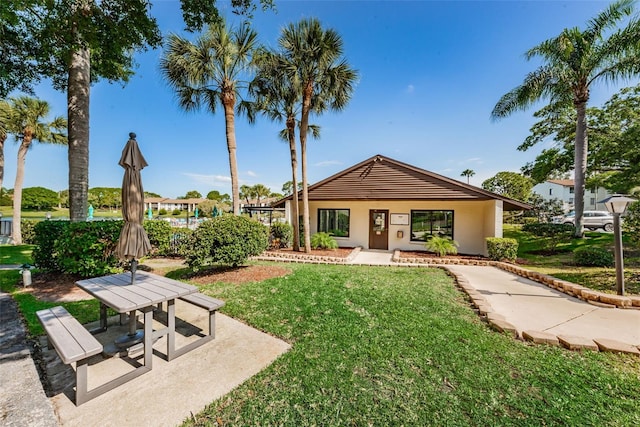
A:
[285, 199, 504, 256]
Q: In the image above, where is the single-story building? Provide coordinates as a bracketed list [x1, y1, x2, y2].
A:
[273, 155, 531, 256]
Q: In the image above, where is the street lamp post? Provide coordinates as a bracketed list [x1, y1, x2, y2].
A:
[599, 195, 636, 295]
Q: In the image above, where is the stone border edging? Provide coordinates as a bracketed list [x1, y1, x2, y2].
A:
[252, 247, 362, 265]
[443, 267, 640, 356]
[393, 249, 640, 310]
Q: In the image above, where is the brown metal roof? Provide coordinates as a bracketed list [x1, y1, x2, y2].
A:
[274, 155, 531, 211]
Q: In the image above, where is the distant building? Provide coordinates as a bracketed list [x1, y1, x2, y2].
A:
[532, 179, 612, 212]
[144, 197, 206, 213]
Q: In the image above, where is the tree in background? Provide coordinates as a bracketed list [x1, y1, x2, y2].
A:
[278, 18, 358, 252]
[145, 191, 162, 198]
[252, 184, 271, 205]
[6, 96, 66, 244]
[492, 0, 640, 237]
[482, 171, 533, 202]
[183, 190, 202, 199]
[0, 99, 12, 193]
[160, 19, 258, 216]
[88, 187, 121, 209]
[460, 169, 475, 184]
[206, 190, 231, 204]
[22, 186, 59, 210]
[240, 184, 256, 205]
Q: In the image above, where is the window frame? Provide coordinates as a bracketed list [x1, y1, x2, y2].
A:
[317, 208, 350, 238]
[409, 210, 454, 243]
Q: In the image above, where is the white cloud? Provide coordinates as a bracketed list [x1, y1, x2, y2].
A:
[246, 170, 258, 177]
[406, 84, 415, 94]
[314, 160, 343, 167]
[182, 172, 230, 187]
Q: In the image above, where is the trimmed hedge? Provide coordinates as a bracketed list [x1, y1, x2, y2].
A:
[143, 219, 173, 256]
[32, 221, 70, 271]
[574, 247, 614, 267]
[522, 222, 574, 252]
[184, 215, 269, 269]
[486, 237, 518, 262]
[20, 219, 38, 244]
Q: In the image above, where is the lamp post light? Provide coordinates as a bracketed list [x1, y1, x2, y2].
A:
[599, 194, 636, 295]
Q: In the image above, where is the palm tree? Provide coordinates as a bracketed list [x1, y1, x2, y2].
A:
[160, 19, 257, 215]
[0, 99, 12, 192]
[7, 96, 67, 244]
[278, 18, 358, 252]
[252, 183, 271, 205]
[240, 184, 255, 205]
[492, 0, 640, 237]
[251, 49, 320, 251]
[461, 169, 475, 184]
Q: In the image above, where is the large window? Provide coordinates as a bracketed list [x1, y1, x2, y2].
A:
[318, 209, 350, 237]
[410, 210, 453, 242]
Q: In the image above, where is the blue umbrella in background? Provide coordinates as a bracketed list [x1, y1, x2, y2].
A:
[147, 206, 153, 220]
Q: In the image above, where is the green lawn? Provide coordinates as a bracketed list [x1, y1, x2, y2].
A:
[0, 244, 34, 265]
[162, 263, 640, 426]
[4, 262, 640, 425]
[504, 225, 640, 295]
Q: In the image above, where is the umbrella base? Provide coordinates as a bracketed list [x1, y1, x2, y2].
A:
[114, 330, 144, 349]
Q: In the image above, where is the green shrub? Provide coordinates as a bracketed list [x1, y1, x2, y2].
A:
[522, 222, 574, 252]
[270, 222, 292, 248]
[53, 221, 123, 277]
[424, 235, 458, 257]
[184, 216, 268, 269]
[159, 208, 168, 216]
[172, 209, 181, 216]
[20, 220, 38, 244]
[486, 237, 519, 262]
[622, 201, 640, 247]
[574, 247, 614, 267]
[32, 220, 70, 271]
[311, 232, 338, 250]
[143, 219, 173, 256]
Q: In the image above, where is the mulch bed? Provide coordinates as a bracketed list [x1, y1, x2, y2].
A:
[186, 264, 292, 285]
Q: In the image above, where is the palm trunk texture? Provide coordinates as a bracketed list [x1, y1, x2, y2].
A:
[286, 118, 300, 251]
[573, 100, 588, 238]
[12, 139, 31, 244]
[222, 93, 240, 215]
[299, 83, 313, 253]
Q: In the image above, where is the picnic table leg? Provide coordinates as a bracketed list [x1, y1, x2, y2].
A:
[90, 303, 108, 335]
[166, 299, 176, 361]
[142, 306, 154, 368]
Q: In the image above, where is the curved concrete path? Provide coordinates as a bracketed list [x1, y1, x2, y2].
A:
[447, 265, 640, 351]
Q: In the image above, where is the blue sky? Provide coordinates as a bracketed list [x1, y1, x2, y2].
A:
[4, 0, 635, 199]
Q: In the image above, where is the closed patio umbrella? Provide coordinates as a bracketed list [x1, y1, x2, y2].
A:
[114, 132, 152, 347]
[115, 132, 152, 282]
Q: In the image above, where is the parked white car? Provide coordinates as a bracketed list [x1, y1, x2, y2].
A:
[555, 210, 614, 232]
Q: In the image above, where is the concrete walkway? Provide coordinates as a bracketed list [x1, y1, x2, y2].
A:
[447, 264, 640, 350]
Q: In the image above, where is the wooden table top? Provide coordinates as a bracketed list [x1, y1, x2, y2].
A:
[76, 271, 197, 313]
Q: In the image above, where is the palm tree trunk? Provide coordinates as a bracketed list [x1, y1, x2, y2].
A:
[573, 100, 588, 238]
[222, 93, 240, 215]
[0, 135, 5, 192]
[286, 117, 300, 251]
[299, 83, 313, 253]
[67, 11, 90, 223]
[12, 139, 30, 244]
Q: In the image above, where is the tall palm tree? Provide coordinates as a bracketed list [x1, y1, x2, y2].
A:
[492, 0, 640, 237]
[461, 169, 475, 184]
[7, 96, 67, 244]
[252, 183, 271, 205]
[278, 18, 358, 252]
[250, 49, 320, 251]
[160, 19, 257, 216]
[0, 99, 12, 193]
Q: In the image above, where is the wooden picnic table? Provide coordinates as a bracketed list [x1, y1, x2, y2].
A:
[76, 271, 198, 369]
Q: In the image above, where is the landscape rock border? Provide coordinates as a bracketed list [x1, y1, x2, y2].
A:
[393, 250, 640, 309]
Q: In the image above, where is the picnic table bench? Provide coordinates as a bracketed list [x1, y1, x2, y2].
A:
[172, 293, 225, 358]
[36, 306, 103, 405]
